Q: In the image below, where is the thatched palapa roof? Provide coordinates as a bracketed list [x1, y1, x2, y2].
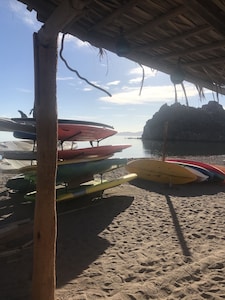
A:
[14, 1, 225, 299]
[18, 0, 225, 95]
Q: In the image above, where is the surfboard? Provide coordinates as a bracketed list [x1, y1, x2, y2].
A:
[212, 164, 225, 178]
[0, 144, 131, 161]
[165, 160, 213, 182]
[125, 159, 197, 184]
[24, 173, 137, 202]
[167, 159, 225, 181]
[178, 165, 208, 182]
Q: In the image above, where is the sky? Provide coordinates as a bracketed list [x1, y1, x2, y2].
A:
[1, 0, 225, 136]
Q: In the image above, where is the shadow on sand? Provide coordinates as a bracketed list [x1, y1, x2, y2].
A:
[130, 178, 225, 197]
[0, 192, 134, 299]
[130, 178, 225, 262]
[56, 194, 134, 287]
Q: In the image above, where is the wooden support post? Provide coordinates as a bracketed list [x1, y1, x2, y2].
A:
[30, 2, 88, 299]
[31, 32, 58, 300]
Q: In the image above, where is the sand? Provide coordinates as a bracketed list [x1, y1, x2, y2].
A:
[1, 155, 225, 299]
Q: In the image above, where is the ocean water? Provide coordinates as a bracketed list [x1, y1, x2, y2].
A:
[98, 134, 225, 158]
[1, 132, 225, 159]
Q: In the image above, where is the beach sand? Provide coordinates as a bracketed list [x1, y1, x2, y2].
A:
[1, 155, 225, 299]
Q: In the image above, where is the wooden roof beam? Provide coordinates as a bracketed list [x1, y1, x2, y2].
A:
[134, 24, 210, 51]
[154, 38, 225, 60]
[90, 0, 139, 32]
[125, 5, 187, 38]
[183, 64, 225, 86]
[184, 0, 225, 37]
[38, 0, 88, 45]
[183, 55, 225, 67]
[16, 0, 55, 22]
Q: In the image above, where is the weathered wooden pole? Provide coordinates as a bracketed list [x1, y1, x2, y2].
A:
[31, 31, 58, 300]
[30, 2, 87, 299]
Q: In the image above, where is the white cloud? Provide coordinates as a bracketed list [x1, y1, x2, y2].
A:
[99, 106, 113, 110]
[127, 65, 158, 87]
[107, 80, 120, 86]
[58, 33, 93, 51]
[129, 77, 143, 84]
[83, 87, 93, 92]
[75, 38, 90, 48]
[9, 0, 41, 30]
[57, 76, 74, 81]
[99, 82, 209, 105]
[129, 66, 157, 77]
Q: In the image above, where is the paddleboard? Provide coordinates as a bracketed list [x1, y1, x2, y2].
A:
[166, 160, 212, 182]
[0, 144, 131, 161]
[125, 159, 197, 184]
[213, 165, 225, 178]
[25, 173, 137, 202]
[179, 165, 208, 182]
[167, 159, 225, 181]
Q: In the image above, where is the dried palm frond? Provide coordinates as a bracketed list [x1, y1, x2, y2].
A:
[138, 63, 145, 96]
[195, 84, 206, 102]
[181, 82, 189, 107]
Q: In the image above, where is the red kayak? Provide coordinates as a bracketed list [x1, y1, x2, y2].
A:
[57, 124, 117, 142]
[0, 145, 131, 161]
[0, 117, 117, 142]
[58, 144, 131, 160]
[13, 123, 117, 142]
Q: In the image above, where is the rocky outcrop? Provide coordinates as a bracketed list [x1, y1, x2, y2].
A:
[142, 101, 225, 142]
